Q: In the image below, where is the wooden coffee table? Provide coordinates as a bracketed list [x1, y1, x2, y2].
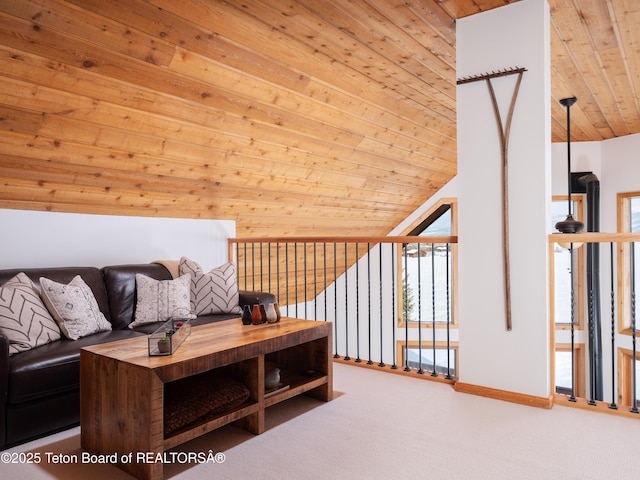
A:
[80, 317, 332, 480]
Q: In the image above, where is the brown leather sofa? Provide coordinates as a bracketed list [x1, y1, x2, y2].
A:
[0, 263, 274, 450]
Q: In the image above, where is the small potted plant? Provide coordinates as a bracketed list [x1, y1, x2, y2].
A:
[157, 336, 171, 354]
[148, 317, 192, 356]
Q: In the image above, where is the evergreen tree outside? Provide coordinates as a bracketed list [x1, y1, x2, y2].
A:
[402, 274, 415, 323]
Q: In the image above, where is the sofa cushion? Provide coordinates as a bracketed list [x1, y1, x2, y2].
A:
[180, 257, 242, 315]
[7, 329, 143, 404]
[0, 273, 62, 355]
[40, 275, 112, 340]
[129, 274, 194, 329]
[6, 390, 80, 447]
[101, 264, 173, 330]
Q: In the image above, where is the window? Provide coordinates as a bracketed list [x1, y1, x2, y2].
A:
[555, 344, 584, 397]
[618, 349, 640, 408]
[551, 197, 584, 328]
[412, 204, 452, 236]
[618, 192, 640, 333]
[552, 197, 586, 399]
[399, 342, 458, 377]
[617, 194, 640, 409]
[400, 200, 455, 326]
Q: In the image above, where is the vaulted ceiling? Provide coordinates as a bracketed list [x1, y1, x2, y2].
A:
[0, 0, 638, 237]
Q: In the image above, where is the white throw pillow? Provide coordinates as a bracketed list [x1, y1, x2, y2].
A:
[0, 273, 61, 354]
[40, 275, 112, 340]
[180, 258, 242, 315]
[130, 273, 195, 329]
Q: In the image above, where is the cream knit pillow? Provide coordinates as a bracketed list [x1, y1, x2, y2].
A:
[40, 275, 112, 340]
[130, 273, 195, 329]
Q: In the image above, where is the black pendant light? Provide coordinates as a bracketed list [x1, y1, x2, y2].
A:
[555, 96, 584, 234]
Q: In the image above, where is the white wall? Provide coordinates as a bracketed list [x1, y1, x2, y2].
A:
[456, 0, 552, 397]
[551, 141, 601, 197]
[552, 133, 640, 233]
[602, 133, 640, 231]
[0, 209, 234, 270]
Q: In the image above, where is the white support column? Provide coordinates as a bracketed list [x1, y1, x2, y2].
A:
[456, 0, 552, 400]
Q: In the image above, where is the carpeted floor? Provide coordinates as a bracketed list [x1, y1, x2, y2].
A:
[2, 362, 639, 479]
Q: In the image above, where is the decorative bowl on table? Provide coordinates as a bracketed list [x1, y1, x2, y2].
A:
[265, 367, 281, 389]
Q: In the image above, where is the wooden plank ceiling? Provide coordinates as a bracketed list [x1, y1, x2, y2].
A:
[0, 0, 638, 238]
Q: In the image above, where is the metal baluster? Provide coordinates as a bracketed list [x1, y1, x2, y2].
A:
[267, 243, 271, 303]
[378, 244, 385, 367]
[356, 243, 361, 363]
[304, 242, 308, 319]
[417, 242, 424, 374]
[631, 242, 639, 413]
[251, 243, 256, 292]
[314, 243, 317, 321]
[259, 242, 263, 293]
[334, 242, 339, 358]
[236, 243, 242, 290]
[243, 243, 248, 291]
[431, 243, 438, 377]
[285, 244, 289, 318]
[403, 244, 410, 372]
[391, 243, 398, 369]
[367, 243, 374, 365]
[323, 243, 327, 322]
[609, 242, 617, 409]
[294, 243, 299, 318]
[588, 277, 597, 406]
[276, 243, 281, 306]
[445, 243, 453, 379]
[569, 243, 577, 402]
[344, 242, 350, 361]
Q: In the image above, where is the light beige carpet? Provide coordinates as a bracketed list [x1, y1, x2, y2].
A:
[2, 362, 639, 479]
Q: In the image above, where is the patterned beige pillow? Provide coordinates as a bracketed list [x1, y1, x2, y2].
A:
[130, 273, 195, 329]
[180, 258, 242, 315]
[40, 275, 112, 340]
[0, 273, 62, 354]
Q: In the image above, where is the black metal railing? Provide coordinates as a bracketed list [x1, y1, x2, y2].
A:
[229, 236, 458, 380]
[551, 233, 640, 414]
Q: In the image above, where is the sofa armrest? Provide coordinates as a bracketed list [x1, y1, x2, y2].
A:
[238, 291, 276, 308]
[0, 333, 9, 449]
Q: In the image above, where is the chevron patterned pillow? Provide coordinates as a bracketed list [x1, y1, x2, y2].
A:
[0, 273, 62, 355]
[180, 258, 242, 315]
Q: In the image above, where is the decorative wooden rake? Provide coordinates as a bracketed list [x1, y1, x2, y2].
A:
[457, 67, 527, 331]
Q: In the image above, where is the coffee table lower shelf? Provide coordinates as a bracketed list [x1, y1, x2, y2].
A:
[80, 318, 333, 480]
[163, 400, 260, 450]
[264, 373, 328, 408]
[163, 372, 328, 449]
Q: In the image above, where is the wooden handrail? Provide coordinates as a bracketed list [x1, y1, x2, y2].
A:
[229, 235, 458, 244]
[232, 232, 640, 245]
[550, 232, 640, 243]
